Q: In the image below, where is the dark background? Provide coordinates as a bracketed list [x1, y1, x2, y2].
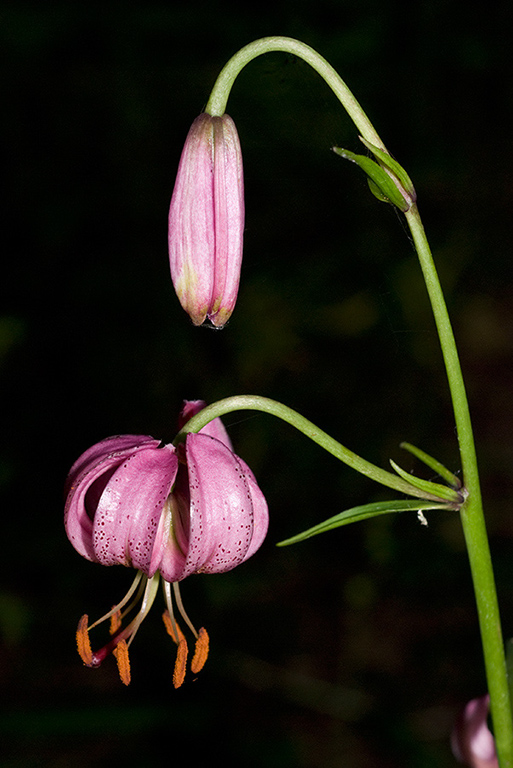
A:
[3, 1, 513, 766]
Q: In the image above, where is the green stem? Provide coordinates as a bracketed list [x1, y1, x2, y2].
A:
[205, 35, 513, 763]
[175, 394, 450, 502]
[206, 36, 385, 150]
[405, 205, 513, 766]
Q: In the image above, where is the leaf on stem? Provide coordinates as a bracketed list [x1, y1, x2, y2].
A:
[277, 499, 452, 546]
[358, 137, 416, 201]
[389, 459, 462, 503]
[400, 441, 461, 489]
[332, 146, 413, 212]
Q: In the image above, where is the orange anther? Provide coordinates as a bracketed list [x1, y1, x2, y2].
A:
[109, 608, 122, 636]
[162, 610, 185, 644]
[113, 639, 131, 686]
[76, 614, 93, 666]
[173, 637, 188, 689]
[191, 627, 209, 674]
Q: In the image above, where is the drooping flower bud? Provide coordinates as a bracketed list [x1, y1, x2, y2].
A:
[168, 113, 244, 328]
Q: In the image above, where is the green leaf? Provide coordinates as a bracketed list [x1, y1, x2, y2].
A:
[389, 459, 462, 502]
[358, 137, 416, 200]
[367, 178, 391, 203]
[400, 441, 461, 489]
[277, 499, 452, 546]
[332, 146, 410, 212]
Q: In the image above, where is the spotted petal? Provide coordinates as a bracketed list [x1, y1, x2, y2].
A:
[64, 435, 161, 563]
[91, 444, 178, 575]
[237, 457, 269, 559]
[158, 433, 268, 581]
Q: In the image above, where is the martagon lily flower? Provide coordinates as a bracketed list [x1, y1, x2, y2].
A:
[168, 112, 244, 328]
[64, 401, 268, 687]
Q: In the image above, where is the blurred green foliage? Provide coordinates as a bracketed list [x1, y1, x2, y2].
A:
[2, 1, 513, 766]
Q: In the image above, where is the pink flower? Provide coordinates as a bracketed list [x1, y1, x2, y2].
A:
[451, 695, 498, 768]
[168, 113, 244, 328]
[64, 401, 268, 686]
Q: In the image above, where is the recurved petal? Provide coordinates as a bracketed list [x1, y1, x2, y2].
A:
[177, 399, 233, 450]
[64, 435, 158, 498]
[168, 113, 216, 326]
[208, 114, 244, 328]
[157, 433, 258, 582]
[92, 444, 179, 576]
[64, 436, 160, 562]
[237, 457, 268, 560]
[182, 433, 257, 577]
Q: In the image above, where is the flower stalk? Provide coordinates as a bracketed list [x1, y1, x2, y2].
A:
[205, 36, 385, 151]
[175, 394, 461, 504]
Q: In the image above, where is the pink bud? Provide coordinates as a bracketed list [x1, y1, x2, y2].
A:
[168, 113, 244, 327]
[451, 695, 498, 768]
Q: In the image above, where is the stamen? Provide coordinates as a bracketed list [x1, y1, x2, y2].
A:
[191, 627, 209, 674]
[162, 610, 185, 644]
[109, 608, 122, 635]
[75, 573, 207, 685]
[125, 573, 160, 649]
[163, 581, 184, 641]
[118, 573, 147, 623]
[113, 639, 131, 685]
[76, 572, 160, 682]
[88, 571, 145, 631]
[173, 638, 188, 689]
[76, 614, 94, 666]
[163, 581, 208, 685]
[172, 581, 198, 638]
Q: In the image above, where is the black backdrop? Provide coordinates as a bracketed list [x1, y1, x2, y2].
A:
[3, 2, 513, 766]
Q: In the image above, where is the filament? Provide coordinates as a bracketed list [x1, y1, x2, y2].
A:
[88, 571, 145, 631]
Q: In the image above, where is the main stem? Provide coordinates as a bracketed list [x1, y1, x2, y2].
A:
[206, 35, 512, 763]
[405, 205, 513, 766]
